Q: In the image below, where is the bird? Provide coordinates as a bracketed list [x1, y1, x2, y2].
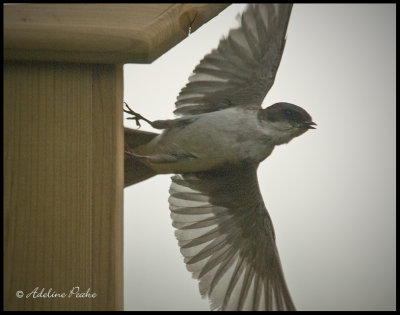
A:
[124, 3, 315, 311]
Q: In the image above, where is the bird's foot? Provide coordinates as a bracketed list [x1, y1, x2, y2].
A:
[123, 102, 154, 128]
[124, 150, 137, 159]
[124, 150, 192, 164]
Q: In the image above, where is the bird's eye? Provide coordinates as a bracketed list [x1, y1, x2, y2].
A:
[284, 109, 292, 116]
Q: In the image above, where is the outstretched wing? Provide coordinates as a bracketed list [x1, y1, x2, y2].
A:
[174, 4, 293, 116]
[168, 164, 295, 311]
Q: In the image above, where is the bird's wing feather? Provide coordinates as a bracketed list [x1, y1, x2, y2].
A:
[174, 4, 293, 116]
[168, 164, 296, 311]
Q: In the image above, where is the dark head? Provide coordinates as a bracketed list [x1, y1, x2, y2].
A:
[258, 102, 316, 144]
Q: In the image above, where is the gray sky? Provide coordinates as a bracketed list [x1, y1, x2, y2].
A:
[123, 4, 396, 311]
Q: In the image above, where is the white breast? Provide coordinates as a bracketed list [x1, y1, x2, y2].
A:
[136, 107, 276, 174]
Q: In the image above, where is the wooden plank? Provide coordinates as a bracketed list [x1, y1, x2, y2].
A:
[4, 4, 230, 64]
[91, 64, 124, 311]
[3, 61, 123, 310]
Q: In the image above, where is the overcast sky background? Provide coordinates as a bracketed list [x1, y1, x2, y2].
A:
[123, 4, 396, 311]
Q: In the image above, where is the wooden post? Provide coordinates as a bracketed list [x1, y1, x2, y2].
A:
[3, 4, 230, 311]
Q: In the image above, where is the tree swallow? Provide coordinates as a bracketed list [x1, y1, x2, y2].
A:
[124, 3, 315, 311]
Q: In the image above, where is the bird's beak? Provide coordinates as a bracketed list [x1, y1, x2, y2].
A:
[303, 121, 317, 129]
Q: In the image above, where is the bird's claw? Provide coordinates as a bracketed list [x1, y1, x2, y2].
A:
[123, 102, 144, 128]
[124, 150, 136, 158]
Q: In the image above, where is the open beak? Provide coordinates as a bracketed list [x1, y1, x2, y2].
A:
[303, 121, 317, 129]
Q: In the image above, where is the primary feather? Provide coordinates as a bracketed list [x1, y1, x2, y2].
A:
[174, 4, 293, 116]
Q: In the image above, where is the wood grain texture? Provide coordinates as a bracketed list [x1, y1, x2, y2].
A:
[3, 61, 123, 310]
[4, 4, 230, 64]
[91, 64, 124, 311]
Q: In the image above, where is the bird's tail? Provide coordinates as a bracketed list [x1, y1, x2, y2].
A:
[124, 127, 159, 187]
